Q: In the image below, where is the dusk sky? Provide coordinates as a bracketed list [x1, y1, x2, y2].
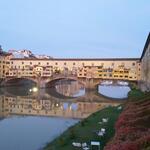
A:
[0, 0, 150, 58]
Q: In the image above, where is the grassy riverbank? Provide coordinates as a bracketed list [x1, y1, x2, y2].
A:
[44, 88, 147, 150]
[44, 106, 122, 150]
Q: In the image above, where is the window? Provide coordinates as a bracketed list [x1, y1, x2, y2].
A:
[30, 62, 32, 65]
[47, 62, 49, 65]
[124, 71, 129, 73]
[55, 62, 58, 65]
[22, 62, 24, 64]
[73, 62, 76, 65]
[38, 62, 41, 65]
[132, 63, 135, 66]
[64, 62, 66, 65]
[98, 66, 102, 69]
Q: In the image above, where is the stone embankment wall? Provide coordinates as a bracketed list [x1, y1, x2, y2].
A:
[140, 33, 150, 91]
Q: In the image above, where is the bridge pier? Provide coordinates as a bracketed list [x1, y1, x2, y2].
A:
[37, 80, 46, 88]
[84, 78, 100, 90]
[0, 79, 6, 87]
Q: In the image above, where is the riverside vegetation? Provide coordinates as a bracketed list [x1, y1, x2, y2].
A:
[44, 88, 150, 150]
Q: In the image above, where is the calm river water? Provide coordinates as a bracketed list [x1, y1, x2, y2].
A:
[0, 79, 130, 150]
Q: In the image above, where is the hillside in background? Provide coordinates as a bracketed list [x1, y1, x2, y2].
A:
[8, 49, 53, 59]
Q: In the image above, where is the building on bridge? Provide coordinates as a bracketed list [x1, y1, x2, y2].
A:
[0, 51, 12, 79]
[1, 57, 140, 81]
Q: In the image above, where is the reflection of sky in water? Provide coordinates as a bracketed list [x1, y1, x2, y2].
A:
[0, 116, 79, 150]
[63, 103, 78, 111]
[70, 103, 78, 111]
[73, 88, 85, 97]
[98, 85, 131, 99]
[63, 103, 69, 110]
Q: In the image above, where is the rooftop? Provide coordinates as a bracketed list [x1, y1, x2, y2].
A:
[10, 58, 140, 61]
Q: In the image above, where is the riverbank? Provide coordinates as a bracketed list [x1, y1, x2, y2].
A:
[44, 105, 122, 150]
[105, 91, 150, 150]
[44, 88, 148, 150]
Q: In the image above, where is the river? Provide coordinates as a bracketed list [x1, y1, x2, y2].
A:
[0, 79, 130, 150]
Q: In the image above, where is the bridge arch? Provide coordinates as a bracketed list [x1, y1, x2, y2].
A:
[45, 77, 85, 88]
[1, 77, 37, 86]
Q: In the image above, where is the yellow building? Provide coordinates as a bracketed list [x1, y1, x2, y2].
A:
[0, 52, 12, 79]
[77, 59, 140, 81]
[0, 58, 140, 81]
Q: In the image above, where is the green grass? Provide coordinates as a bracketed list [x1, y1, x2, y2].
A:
[128, 88, 145, 99]
[44, 106, 122, 150]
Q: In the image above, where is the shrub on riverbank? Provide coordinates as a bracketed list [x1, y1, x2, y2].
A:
[128, 88, 145, 99]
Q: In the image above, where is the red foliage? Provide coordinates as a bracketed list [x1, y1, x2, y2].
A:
[104, 97, 150, 150]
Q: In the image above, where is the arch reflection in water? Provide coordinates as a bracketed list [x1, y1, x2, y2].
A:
[98, 83, 131, 99]
[55, 79, 85, 97]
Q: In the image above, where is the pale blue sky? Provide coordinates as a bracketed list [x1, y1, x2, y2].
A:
[0, 0, 150, 58]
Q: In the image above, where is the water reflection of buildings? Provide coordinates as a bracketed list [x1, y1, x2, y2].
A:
[0, 95, 119, 119]
[55, 80, 85, 97]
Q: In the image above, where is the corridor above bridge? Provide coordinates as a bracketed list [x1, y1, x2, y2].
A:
[1, 57, 141, 82]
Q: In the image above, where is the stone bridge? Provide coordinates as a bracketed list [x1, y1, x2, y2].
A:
[0, 74, 101, 89]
